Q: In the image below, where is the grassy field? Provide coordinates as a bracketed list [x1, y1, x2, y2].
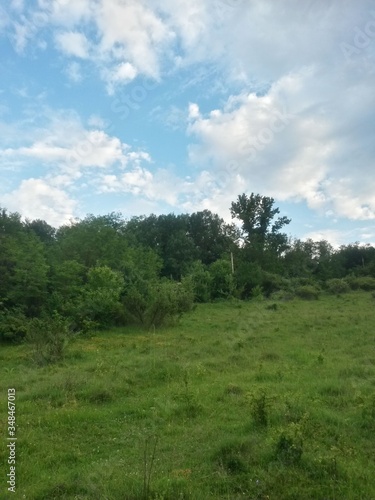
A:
[1, 292, 375, 499]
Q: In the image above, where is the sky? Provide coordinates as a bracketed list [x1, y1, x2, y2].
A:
[0, 0, 375, 246]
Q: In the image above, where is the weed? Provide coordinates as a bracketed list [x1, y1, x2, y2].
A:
[275, 432, 303, 465]
[140, 434, 158, 499]
[250, 391, 269, 427]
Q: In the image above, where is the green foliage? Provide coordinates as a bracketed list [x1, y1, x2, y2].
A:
[187, 261, 212, 302]
[0, 307, 28, 342]
[123, 277, 194, 328]
[295, 285, 320, 300]
[76, 266, 125, 328]
[326, 278, 350, 295]
[214, 440, 249, 474]
[274, 431, 303, 465]
[251, 285, 264, 300]
[346, 276, 375, 291]
[26, 313, 70, 365]
[209, 258, 236, 299]
[250, 391, 269, 427]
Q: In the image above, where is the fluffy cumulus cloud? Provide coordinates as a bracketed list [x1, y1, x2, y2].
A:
[187, 58, 375, 221]
[0, 109, 155, 226]
[2, 178, 77, 227]
[54, 31, 90, 58]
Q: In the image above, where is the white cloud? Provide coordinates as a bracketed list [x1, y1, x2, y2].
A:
[103, 62, 138, 95]
[0, 109, 154, 226]
[187, 62, 375, 221]
[55, 31, 90, 58]
[65, 61, 83, 82]
[0, 112, 134, 170]
[2, 178, 77, 227]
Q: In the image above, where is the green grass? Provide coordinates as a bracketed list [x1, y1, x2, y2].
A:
[1, 292, 375, 499]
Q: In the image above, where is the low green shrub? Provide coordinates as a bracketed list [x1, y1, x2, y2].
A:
[123, 277, 194, 328]
[26, 313, 70, 365]
[295, 285, 320, 300]
[326, 278, 350, 295]
[346, 276, 375, 291]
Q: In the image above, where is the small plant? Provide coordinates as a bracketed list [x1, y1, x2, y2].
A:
[251, 285, 264, 300]
[142, 435, 159, 499]
[275, 431, 303, 465]
[250, 391, 268, 427]
[214, 440, 250, 475]
[173, 371, 202, 419]
[266, 302, 278, 311]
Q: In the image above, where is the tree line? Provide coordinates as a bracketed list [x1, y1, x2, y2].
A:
[1, 193, 375, 348]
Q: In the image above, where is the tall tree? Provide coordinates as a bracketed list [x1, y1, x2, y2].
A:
[230, 193, 291, 264]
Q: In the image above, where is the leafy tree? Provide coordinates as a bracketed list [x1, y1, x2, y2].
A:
[230, 193, 290, 270]
[25, 219, 56, 244]
[230, 193, 291, 252]
[7, 232, 49, 316]
[55, 213, 128, 269]
[125, 213, 197, 279]
[188, 210, 238, 265]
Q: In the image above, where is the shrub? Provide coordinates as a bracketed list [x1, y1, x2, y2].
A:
[209, 259, 236, 299]
[26, 313, 70, 365]
[326, 278, 350, 295]
[261, 272, 291, 298]
[123, 277, 194, 328]
[295, 285, 320, 300]
[346, 276, 375, 291]
[188, 261, 212, 302]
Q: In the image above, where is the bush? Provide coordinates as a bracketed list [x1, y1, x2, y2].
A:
[26, 313, 70, 365]
[188, 261, 212, 302]
[346, 276, 375, 291]
[261, 272, 291, 298]
[295, 285, 320, 300]
[326, 278, 350, 295]
[0, 307, 28, 343]
[209, 259, 236, 299]
[67, 266, 125, 329]
[123, 277, 194, 328]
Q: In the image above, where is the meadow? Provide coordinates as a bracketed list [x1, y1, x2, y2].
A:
[1, 292, 375, 499]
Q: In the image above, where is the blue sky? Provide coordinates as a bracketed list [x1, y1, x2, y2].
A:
[1, 0, 375, 246]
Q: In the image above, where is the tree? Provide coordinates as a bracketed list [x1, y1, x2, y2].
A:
[188, 210, 239, 265]
[231, 193, 290, 248]
[54, 213, 129, 269]
[230, 193, 291, 268]
[125, 213, 197, 279]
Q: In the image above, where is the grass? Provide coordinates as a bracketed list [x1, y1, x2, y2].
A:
[1, 292, 375, 499]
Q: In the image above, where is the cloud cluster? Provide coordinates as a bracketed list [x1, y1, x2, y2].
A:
[1, 0, 375, 237]
[0, 110, 155, 225]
